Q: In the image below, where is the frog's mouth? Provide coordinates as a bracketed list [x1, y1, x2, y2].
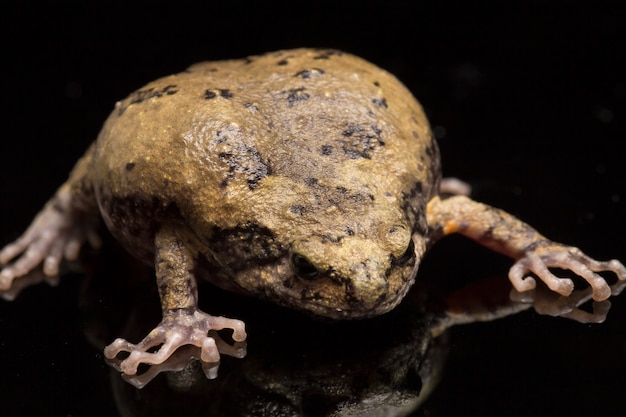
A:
[222, 242, 420, 320]
[293, 275, 417, 320]
[269, 264, 419, 320]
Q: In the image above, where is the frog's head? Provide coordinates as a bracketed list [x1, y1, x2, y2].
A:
[241, 220, 427, 319]
[289, 224, 426, 319]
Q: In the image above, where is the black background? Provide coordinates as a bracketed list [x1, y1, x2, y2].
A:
[1, 1, 625, 416]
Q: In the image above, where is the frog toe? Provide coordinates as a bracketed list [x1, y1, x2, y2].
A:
[509, 243, 624, 302]
[509, 251, 575, 296]
[105, 331, 209, 375]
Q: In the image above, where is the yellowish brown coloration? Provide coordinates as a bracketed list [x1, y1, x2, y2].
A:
[1, 49, 624, 375]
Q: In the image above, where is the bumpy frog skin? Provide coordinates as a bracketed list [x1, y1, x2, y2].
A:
[1, 49, 625, 375]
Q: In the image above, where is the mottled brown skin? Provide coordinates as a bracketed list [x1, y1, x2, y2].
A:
[1, 49, 624, 375]
[94, 48, 438, 317]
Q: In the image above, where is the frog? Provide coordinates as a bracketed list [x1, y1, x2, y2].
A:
[1, 48, 624, 376]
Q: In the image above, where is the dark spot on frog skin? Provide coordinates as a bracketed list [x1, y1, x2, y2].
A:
[125, 162, 135, 171]
[340, 123, 385, 159]
[212, 130, 231, 145]
[208, 223, 287, 271]
[342, 123, 384, 142]
[131, 85, 178, 104]
[342, 124, 360, 137]
[334, 186, 374, 203]
[277, 59, 289, 66]
[244, 102, 259, 111]
[304, 177, 319, 187]
[321, 234, 343, 244]
[118, 84, 178, 115]
[303, 178, 375, 208]
[412, 131, 420, 139]
[284, 88, 310, 106]
[372, 97, 388, 109]
[295, 68, 325, 79]
[312, 49, 343, 60]
[399, 181, 429, 236]
[218, 143, 271, 189]
[290, 205, 306, 215]
[204, 89, 233, 99]
[426, 141, 442, 186]
[320, 145, 333, 155]
[373, 81, 380, 87]
[424, 142, 437, 158]
[411, 180, 424, 195]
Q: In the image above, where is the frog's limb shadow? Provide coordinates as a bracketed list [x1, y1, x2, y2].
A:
[103, 224, 247, 375]
[510, 281, 620, 324]
[427, 195, 626, 302]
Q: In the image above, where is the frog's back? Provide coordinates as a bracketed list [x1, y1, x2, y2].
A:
[93, 48, 440, 262]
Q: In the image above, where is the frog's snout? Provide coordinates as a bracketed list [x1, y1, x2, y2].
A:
[288, 228, 421, 317]
[344, 258, 391, 307]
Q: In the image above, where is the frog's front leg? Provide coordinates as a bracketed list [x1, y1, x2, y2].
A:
[103, 223, 247, 376]
[427, 195, 626, 301]
[0, 144, 100, 290]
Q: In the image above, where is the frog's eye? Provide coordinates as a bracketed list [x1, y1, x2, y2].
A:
[396, 240, 415, 265]
[291, 253, 320, 279]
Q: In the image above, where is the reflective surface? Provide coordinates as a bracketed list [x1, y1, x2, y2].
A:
[4, 241, 623, 417]
[2, 2, 625, 416]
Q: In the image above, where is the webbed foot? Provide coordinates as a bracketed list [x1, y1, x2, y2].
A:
[103, 309, 247, 375]
[509, 242, 626, 301]
[0, 187, 99, 290]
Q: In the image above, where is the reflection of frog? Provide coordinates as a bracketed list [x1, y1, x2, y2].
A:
[98, 265, 616, 414]
[1, 48, 624, 374]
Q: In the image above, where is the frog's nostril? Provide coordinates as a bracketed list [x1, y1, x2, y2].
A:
[291, 253, 320, 279]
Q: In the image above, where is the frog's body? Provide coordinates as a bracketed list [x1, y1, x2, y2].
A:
[1, 49, 624, 375]
[94, 49, 437, 318]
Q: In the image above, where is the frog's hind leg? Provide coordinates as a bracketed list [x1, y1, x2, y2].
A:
[0, 143, 100, 291]
[427, 195, 626, 302]
[103, 223, 247, 376]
